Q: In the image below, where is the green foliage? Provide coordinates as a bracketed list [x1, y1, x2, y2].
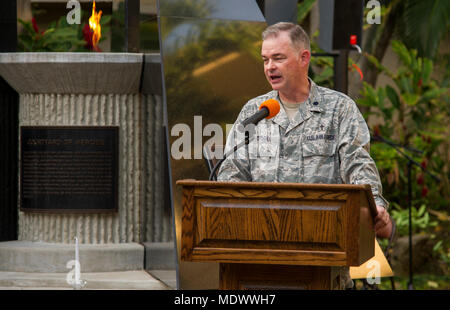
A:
[400, 0, 450, 59]
[432, 238, 450, 266]
[18, 17, 85, 52]
[294, 0, 335, 88]
[309, 30, 334, 89]
[377, 274, 450, 290]
[297, 0, 317, 24]
[391, 203, 438, 236]
[358, 41, 449, 271]
[18, 11, 111, 52]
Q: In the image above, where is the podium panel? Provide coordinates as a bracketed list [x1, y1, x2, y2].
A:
[179, 181, 376, 269]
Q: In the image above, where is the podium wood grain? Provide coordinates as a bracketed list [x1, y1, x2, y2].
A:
[219, 263, 342, 290]
[177, 180, 376, 289]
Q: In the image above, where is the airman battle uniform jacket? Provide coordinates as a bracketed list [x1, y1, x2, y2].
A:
[217, 78, 389, 209]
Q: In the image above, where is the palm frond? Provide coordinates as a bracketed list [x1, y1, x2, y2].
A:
[402, 0, 450, 59]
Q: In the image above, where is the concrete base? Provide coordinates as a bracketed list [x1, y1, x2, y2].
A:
[0, 271, 170, 290]
[0, 241, 144, 273]
[147, 270, 177, 290]
[144, 242, 176, 270]
[0, 53, 143, 94]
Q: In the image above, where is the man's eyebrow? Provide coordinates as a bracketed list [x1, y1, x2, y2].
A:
[261, 53, 285, 58]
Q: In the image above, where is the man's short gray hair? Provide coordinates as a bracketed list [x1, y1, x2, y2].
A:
[262, 22, 311, 52]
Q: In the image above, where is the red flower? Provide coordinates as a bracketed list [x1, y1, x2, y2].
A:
[82, 24, 94, 49]
[417, 78, 423, 88]
[31, 17, 39, 34]
[82, 24, 101, 52]
[417, 174, 424, 185]
[421, 186, 428, 197]
[373, 124, 380, 136]
[421, 135, 431, 144]
[421, 159, 427, 170]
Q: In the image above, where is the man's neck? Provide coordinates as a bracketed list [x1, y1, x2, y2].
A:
[279, 77, 310, 104]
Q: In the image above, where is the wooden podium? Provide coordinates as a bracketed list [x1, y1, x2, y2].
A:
[177, 180, 377, 290]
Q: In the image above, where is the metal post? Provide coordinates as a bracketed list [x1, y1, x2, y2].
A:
[407, 160, 414, 290]
[334, 50, 349, 94]
[125, 0, 140, 52]
[0, 0, 18, 242]
[0, 0, 17, 52]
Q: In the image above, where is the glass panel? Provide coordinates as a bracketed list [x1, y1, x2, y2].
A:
[159, 0, 265, 21]
[158, 0, 270, 289]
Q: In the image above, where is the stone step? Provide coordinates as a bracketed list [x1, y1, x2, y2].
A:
[143, 242, 176, 270]
[147, 270, 177, 290]
[0, 241, 144, 273]
[0, 271, 171, 290]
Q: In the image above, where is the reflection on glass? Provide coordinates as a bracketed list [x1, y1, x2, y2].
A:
[159, 0, 265, 21]
[159, 0, 270, 289]
[17, 1, 113, 52]
[15, 1, 160, 53]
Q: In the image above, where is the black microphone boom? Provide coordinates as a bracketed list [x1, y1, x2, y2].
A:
[241, 106, 269, 128]
[209, 99, 279, 180]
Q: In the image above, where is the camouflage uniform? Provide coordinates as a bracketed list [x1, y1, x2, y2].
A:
[218, 78, 389, 209]
[217, 79, 388, 289]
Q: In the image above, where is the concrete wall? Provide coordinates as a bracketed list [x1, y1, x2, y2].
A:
[17, 93, 171, 244]
[19, 93, 141, 243]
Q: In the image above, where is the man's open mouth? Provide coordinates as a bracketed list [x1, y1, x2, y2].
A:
[270, 75, 282, 82]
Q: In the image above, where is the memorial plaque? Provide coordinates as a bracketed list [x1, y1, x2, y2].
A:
[20, 126, 119, 213]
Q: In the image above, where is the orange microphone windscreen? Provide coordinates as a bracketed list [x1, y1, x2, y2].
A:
[259, 99, 280, 119]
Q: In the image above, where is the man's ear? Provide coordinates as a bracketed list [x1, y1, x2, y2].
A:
[300, 49, 311, 67]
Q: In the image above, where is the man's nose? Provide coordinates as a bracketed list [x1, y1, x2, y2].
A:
[266, 59, 276, 70]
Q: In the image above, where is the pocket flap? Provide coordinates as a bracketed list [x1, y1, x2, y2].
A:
[303, 141, 336, 157]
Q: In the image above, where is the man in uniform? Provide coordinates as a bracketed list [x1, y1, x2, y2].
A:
[217, 22, 392, 288]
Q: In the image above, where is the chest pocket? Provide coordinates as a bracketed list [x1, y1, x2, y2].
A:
[302, 141, 339, 183]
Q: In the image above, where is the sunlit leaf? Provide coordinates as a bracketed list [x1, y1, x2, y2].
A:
[297, 0, 316, 23]
[392, 40, 412, 66]
[385, 85, 400, 109]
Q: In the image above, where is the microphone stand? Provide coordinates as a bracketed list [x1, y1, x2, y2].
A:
[209, 130, 251, 181]
[371, 132, 440, 290]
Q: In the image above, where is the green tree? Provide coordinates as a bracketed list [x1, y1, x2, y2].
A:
[358, 0, 450, 89]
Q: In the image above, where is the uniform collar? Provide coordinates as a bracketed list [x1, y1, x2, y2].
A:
[272, 78, 323, 113]
[265, 91, 290, 130]
[306, 78, 323, 113]
[267, 78, 323, 132]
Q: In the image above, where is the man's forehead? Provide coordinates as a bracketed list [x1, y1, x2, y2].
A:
[264, 30, 291, 41]
[261, 35, 295, 55]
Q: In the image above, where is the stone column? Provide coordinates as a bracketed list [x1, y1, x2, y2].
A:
[19, 93, 142, 244]
[0, 53, 144, 244]
[140, 54, 173, 244]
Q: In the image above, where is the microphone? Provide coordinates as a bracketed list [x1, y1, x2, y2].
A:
[209, 99, 280, 181]
[241, 99, 280, 128]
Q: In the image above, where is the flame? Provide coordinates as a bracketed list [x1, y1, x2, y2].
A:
[89, 1, 102, 48]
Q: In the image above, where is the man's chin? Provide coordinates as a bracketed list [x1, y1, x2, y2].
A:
[270, 83, 283, 91]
